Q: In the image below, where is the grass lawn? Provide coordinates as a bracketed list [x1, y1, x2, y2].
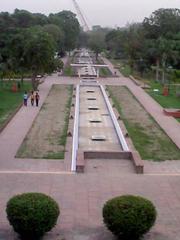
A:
[108, 86, 180, 161]
[63, 65, 74, 76]
[146, 81, 180, 109]
[63, 55, 75, 76]
[109, 58, 180, 121]
[0, 81, 32, 128]
[145, 81, 180, 123]
[109, 59, 132, 77]
[99, 67, 112, 77]
[17, 85, 73, 160]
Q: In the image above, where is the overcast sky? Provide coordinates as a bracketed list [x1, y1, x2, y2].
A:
[1, 0, 180, 27]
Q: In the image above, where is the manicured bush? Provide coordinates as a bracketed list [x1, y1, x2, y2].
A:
[6, 192, 60, 240]
[103, 195, 157, 240]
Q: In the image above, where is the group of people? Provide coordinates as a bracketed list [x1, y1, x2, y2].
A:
[23, 91, 40, 107]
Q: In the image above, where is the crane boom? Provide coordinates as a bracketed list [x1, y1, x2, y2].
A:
[72, 0, 90, 31]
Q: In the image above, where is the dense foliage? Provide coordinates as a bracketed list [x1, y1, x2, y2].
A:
[105, 8, 180, 82]
[87, 26, 110, 60]
[6, 192, 60, 240]
[85, 8, 180, 82]
[0, 9, 80, 88]
[1, 7, 179, 84]
[103, 195, 157, 240]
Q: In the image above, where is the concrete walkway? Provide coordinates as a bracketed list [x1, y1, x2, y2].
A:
[101, 57, 123, 77]
[62, 55, 69, 66]
[0, 75, 72, 172]
[1, 172, 180, 240]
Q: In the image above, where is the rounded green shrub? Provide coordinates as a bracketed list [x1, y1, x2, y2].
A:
[6, 192, 60, 240]
[103, 195, 157, 240]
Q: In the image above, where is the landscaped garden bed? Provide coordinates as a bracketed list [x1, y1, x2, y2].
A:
[16, 84, 73, 159]
[108, 85, 180, 161]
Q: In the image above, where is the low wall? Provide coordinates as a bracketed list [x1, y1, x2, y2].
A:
[76, 150, 144, 174]
[163, 109, 180, 118]
[129, 75, 141, 86]
[130, 151, 144, 174]
[71, 85, 80, 171]
[84, 151, 131, 160]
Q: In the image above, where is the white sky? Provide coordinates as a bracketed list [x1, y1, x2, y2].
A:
[1, 0, 180, 27]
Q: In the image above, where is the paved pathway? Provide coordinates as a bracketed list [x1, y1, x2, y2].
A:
[62, 55, 69, 66]
[0, 63, 180, 239]
[101, 57, 123, 77]
[0, 75, 73, 172]
[0, 172, 180, 240]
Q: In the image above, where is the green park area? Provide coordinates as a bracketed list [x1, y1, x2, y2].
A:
[63, 65, 74, 77]
[0, 3, 180, 240]
[147, 82, 180, 109]
[108, 86, 180, 161]
[110, 59, 132, 77]
[110, 59, 180, 117]
[0, 9, 79, 129]
[104, 9, 180, 114]
[0, 81, 31, 128]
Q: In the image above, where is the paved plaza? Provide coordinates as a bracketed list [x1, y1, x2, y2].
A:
[0, 67, 180, 239]
[1, 173, 180, 240]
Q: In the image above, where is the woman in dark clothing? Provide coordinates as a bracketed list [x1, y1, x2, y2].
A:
[35, 92, 40, 107]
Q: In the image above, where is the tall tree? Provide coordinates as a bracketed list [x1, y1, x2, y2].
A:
[12, 9, 34, 28]
[43, 24, 65, 52]
[49, 11, 80, 52]
[87, 26, 109, 60]
[143, 8, 180, 39]
[23, 27, 55, 89]
[88, 31, 106, 60]
[143, 8, 180, 82]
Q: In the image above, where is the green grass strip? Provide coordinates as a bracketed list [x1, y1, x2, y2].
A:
[0, 81, 32, 128]
[108, 86, 180, 161]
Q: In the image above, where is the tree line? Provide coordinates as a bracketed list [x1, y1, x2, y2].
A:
[0, 9, 80, 89]
[87, 8, 180, 83]
[1, 8, 180, 86]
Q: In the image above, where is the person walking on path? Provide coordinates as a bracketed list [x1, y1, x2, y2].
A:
[23, 91, 28, 106]
[30, 91, 35, 106]
[35, 91, 40, 107]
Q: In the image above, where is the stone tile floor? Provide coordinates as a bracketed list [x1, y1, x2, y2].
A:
[0, 173, 180, 239]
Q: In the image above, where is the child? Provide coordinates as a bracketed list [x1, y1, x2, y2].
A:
[35, 91, 40, 107]
[30, 91, 35, 106]
[23, 91, 28, 106]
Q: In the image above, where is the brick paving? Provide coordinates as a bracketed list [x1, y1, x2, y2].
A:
[0, 173, 180, 240]
[0, 63, 180, 239]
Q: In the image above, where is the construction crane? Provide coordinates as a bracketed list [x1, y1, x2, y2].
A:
[72, 0, 90, 32]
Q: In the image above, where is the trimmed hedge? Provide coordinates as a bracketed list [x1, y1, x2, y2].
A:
[6, 192, 60, 239]
[103, 195, 157, 240]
